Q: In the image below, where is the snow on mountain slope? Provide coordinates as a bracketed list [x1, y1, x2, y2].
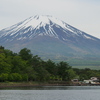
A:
[0, 15, 98, 43]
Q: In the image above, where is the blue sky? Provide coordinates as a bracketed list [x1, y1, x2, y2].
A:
[0, 0, 100, 38]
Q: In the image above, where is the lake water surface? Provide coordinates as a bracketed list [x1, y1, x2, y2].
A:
[0, 86, 100, 100]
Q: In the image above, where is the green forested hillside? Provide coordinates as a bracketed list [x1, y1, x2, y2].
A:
[0, 46, 100, 82]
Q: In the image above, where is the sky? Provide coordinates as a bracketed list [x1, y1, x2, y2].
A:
[0, 0, 100, 38]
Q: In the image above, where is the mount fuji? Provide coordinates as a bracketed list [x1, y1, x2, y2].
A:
[0, 15, 100, 64]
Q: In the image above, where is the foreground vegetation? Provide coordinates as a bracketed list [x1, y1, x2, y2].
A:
[0, 46, 100, 83]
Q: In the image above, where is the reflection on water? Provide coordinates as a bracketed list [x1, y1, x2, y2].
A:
[0, 86, 100, 100]
[1, 86, 100, 90]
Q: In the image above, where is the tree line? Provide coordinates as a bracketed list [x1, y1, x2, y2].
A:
[0, 46, 100, 82]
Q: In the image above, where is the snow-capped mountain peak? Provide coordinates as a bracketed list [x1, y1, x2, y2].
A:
[24, 15, 50, 28]
[0, 15, 99, 42]
[20, 15, 69, 32]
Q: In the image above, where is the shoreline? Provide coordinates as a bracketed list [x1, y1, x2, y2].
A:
[0, 82, 100, 88]
[0, 82, 71, 88]
[0, 81, 80, 88]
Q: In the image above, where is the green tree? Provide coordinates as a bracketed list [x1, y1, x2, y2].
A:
[35, 66, 50, 82]
[11, 56, 27, 74]
[8, 73, 22, 82]
[21, 74, 28, 81]
[0, 73, 8, 82]
[0, 46, 4, 53]
[25, 66, 37, 81]
[19, 48, 33, 61]
[31, 55, 42, 67]
[32, 59, 50, 81]
[57, 61, 71, 81]
[4, 49, 17, 57]
[45, 59, 57, 76]
[0, 53, 12, 74]
[66, 69, 76, 81]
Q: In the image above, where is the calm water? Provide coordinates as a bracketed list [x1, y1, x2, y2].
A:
[0, 86, 100, 100]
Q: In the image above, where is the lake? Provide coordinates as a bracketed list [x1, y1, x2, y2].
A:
[0, 86, 100, 100]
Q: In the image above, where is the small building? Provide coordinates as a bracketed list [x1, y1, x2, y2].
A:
[71, 79, 79, 82]
[83, 80, 92, 84]
[84, 77, 100, 85]
[90, 77, 98, 81]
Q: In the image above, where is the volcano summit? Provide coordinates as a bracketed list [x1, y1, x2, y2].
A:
[0, 15, 100, 63]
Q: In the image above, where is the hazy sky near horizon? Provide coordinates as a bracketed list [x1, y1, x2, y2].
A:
[0, 0, 100, 38]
